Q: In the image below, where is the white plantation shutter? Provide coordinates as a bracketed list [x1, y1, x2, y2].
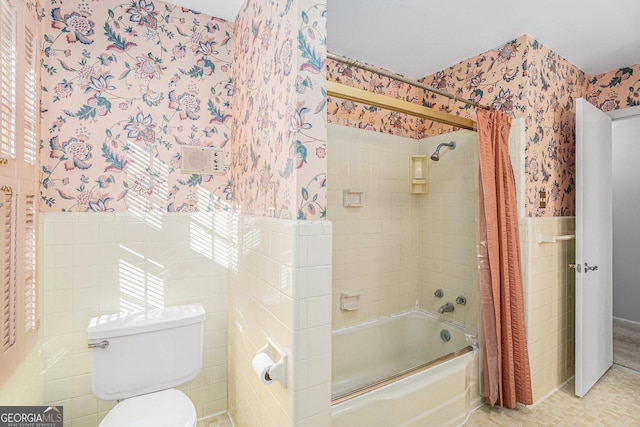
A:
[22, 25, 36, 165]
[20, 15, 39, 334]
[1, 186, 15, 352]
[23, 194, 35, 331]
[1, 0, 39, 385]
[0, 0, 14, 160]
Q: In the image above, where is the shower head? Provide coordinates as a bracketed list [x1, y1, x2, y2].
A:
[430, 141, 456, 161]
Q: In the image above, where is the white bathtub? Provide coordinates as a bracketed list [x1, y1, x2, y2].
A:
[331, 310, 481, 427]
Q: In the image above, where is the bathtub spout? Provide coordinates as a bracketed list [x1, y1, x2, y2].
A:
[438, 302, 454, 314]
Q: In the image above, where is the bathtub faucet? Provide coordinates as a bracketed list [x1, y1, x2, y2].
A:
[438, 302, 454, 314]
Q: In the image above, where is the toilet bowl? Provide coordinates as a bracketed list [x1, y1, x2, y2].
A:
[99, 389, 196, 427]
[87, 304, 205, 426]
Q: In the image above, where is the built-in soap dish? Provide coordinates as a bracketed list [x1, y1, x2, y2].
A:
[342, 190, 363, 208]
[340, 291, 361, 311]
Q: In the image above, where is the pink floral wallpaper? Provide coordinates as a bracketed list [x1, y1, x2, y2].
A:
[520, 37, 589, 217]
[327, 34, 593, 217]
[35, 0, 638, 220]
[588, 65, 640, 111]
[40, 0, 234, 212]
[231, 0, 327, 220]
[327, 60, 431, 139]
[422, 34, 589, 217]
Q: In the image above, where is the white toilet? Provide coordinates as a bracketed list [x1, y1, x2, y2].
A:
[87, 304, 206, 427]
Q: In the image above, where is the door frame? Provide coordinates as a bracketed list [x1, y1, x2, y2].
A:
[573, 103, 640, 397]
[607, 104, 640, 121]
[608, 105, 640, 323]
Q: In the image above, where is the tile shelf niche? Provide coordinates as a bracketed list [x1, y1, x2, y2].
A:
[410, 154, 428, 194]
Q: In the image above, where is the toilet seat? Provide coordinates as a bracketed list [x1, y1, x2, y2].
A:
[99, 388, 197, 427]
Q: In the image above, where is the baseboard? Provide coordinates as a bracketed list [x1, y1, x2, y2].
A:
[528, 376, 575, 409]
[198, 411, 234, 427]
[227, 412, 237, 427]
[458, 374, 575, 423]
[458, 401, 486, 427]
[614, 316, 640, 331]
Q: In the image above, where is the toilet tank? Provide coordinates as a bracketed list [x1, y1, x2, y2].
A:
[87, 304, 206, 400]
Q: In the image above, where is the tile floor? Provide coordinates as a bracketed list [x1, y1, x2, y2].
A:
[466, 365, 640, 426]
[197, 413, 233, 427]
[198, 365, 640, 427]
[613, 319, 640, 372]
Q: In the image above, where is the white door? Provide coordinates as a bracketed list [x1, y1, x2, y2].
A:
[575, 98, 613, 397]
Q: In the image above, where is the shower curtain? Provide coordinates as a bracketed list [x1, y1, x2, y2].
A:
[477, 109, 533, 408]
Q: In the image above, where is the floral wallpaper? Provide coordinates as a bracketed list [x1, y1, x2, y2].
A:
[421, 34, 589, 217]
[231, 0, 327, 220]
[35, 0, 638, 220]
[40, 0, 234, 212]
[327, 34, 592, 217]
[294, 0, 328, 220]
[326, 60, 433, 139]
[588, 65, 640, 112]
[520, 37, 589, 217]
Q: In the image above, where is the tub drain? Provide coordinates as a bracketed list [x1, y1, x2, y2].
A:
[440, 329, 451, 342]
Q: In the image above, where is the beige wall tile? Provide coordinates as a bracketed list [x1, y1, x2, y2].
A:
[41, 212, 230, 424]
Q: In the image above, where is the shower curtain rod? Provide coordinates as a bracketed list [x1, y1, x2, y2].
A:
[326, 52, 480, 131]
[327, 52, 490, 111]
[327, 81, 477, 130]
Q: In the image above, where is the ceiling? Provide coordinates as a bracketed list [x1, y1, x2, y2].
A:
[328, 0, 640, 78]
[165, 0, 640, 79]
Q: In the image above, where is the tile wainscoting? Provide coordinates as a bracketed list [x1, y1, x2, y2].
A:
[42, 212, 230, 425]
[228, 215, 332, 427]
[520, 216, 576, 402]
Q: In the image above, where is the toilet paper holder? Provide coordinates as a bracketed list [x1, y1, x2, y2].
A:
[256, 337, 288, 388]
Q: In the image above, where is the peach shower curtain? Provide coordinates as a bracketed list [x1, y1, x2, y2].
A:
[476, 109, 533, 408]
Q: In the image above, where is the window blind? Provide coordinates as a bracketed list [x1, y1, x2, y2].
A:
[23, 193, 35, 332]
[22, 25, 36, 165]
[0, 0, 15, 160]
[1, 186, 15, 353]
[0, 0, 39, 385]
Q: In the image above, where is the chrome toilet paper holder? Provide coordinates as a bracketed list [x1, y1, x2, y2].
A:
[256, 337, 288, 388]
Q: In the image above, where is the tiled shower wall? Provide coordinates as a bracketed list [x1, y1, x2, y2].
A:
[520, 216, 576, 402]
[327, 119, 570, 406]
[327, 124, 481, 332]
[227, 215, 332, 426]
[41, 212, 229, 425]
[416, 130, 480, 330]
[327, 124, 419, 328]
[417, 119, 524, 333]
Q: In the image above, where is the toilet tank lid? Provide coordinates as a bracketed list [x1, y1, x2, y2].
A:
[87, 304, 206, 340]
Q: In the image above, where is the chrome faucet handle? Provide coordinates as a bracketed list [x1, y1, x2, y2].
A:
[434, 289, 444, 298]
